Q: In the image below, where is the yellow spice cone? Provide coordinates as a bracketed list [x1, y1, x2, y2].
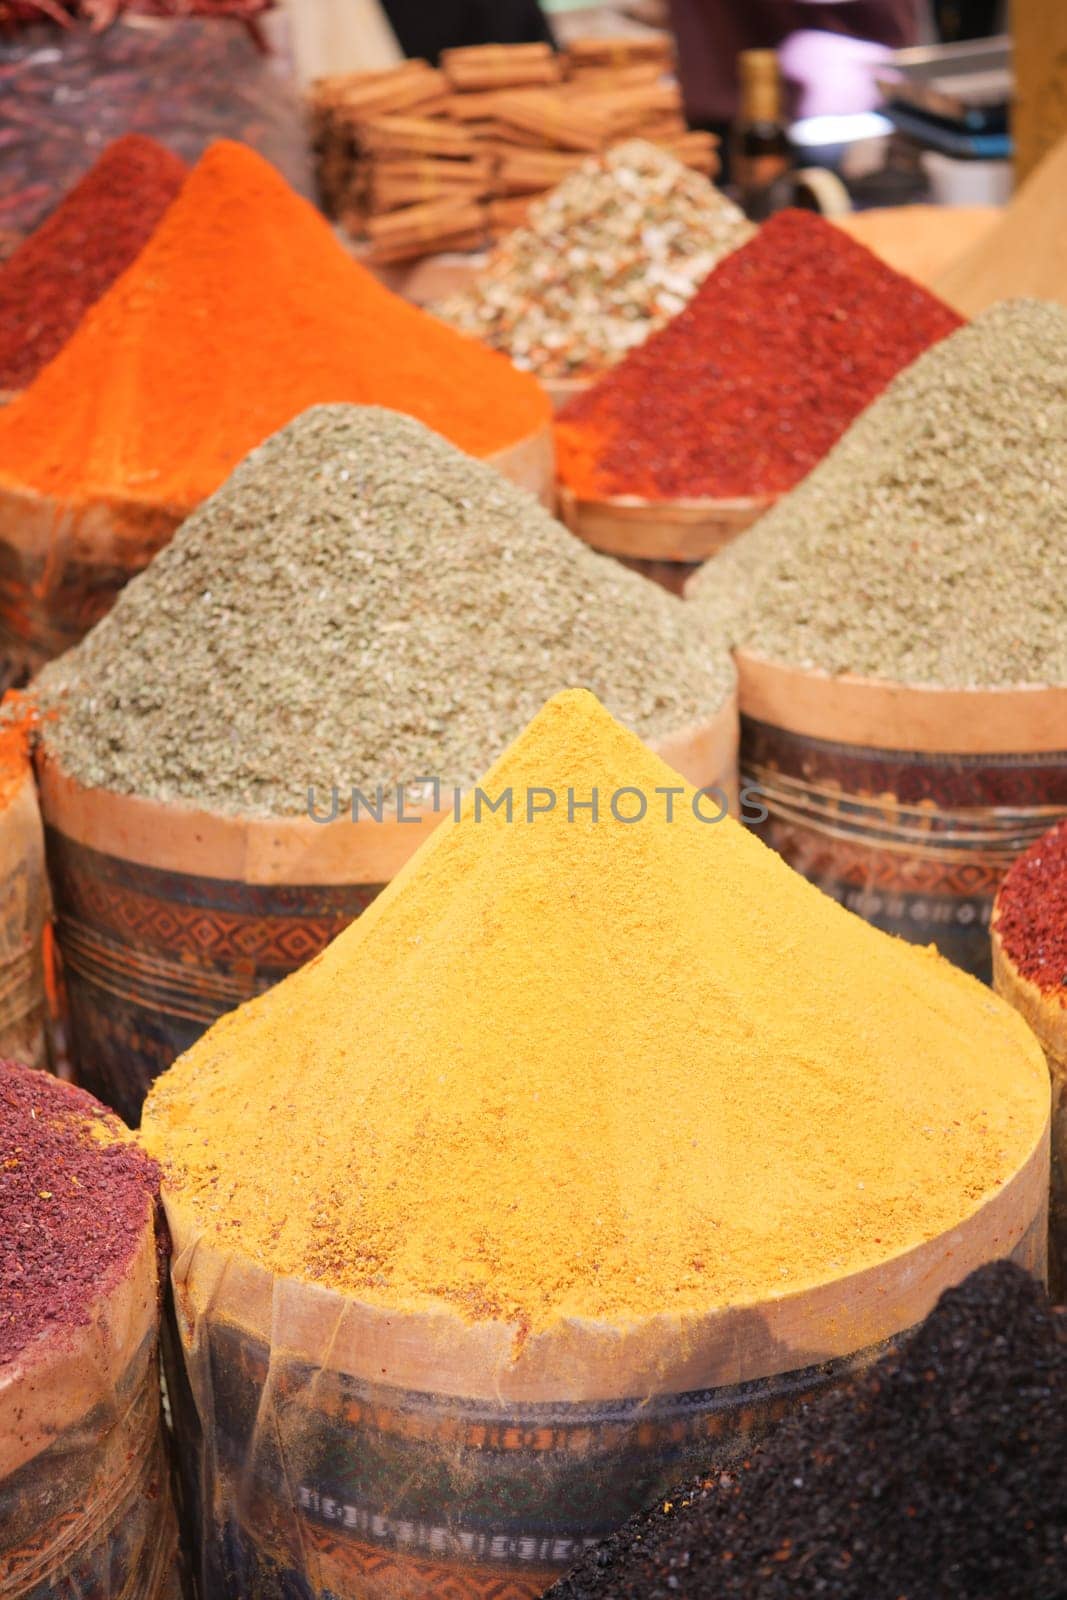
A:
[142, 690, 1048, 1334]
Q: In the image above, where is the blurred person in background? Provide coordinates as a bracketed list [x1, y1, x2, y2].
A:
[379, 0, 554, 62]
[670, 0, 919, 155]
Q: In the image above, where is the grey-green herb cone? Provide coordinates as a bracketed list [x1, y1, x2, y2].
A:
[35, 405, 733, 816]
[689, 300, 1067, 689]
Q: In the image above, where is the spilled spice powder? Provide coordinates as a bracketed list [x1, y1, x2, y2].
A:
[555, 209, 962, 501]
[994, 820, 1067, 1003]
[0, 135, 186, 392]
[0, 1061, 160, 1367]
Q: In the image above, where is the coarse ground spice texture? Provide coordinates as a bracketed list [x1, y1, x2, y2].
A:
[33, 406, 729, 814]
[994, 820, 1067, 1001]
[554, 209, 962, 500]
[434, 141, 753, 379]
[0, 1060, 160, 1368]
[140, 692, 1048, 1332]
[0, 134, 186, 392]
[550, 1263, 1067, 1600]
[689, 300, 1067, 688]
[0, 141, 548, 512]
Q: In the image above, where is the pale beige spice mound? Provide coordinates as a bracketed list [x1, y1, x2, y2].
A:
[690, 300, 1067, 689]
[35, 405, 732, 815]
[434, 140, 752, 379]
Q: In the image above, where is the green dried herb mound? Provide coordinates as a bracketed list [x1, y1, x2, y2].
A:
[690, 299, 1067, 690]
[36, 405, 732, 816]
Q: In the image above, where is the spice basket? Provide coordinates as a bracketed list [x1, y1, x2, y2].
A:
[0, 766, 49, 1068]
[558, 485, 773, 596]
[0, 482, 187, 687]
[487, 422, 556, 508]
[161, 1133, 1047, 1600]
[731, 648, 1067, 982]
[992, 925, 1067, 1300]
[37, 698, 737, 1125]
[0, 423, 555, 688]
[540, 375, 594, 414]
[0, 1187, 180, 1599]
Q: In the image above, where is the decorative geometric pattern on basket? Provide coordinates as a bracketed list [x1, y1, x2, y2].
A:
[742, 716, 1067, 982]
[45, 827, 385, 1121]
[194, 1321, 887, 1600]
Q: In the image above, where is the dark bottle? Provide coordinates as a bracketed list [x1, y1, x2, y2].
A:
[733, 49, 792, 219]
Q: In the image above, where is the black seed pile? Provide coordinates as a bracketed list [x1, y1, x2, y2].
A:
[550, 1262, 1067, 1600]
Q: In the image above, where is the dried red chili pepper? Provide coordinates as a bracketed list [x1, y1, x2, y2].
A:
[994, 819, 1067, 1001]
[0, 1060, 161, 1366]
[0, 134, 185, 392]
[555, 209, 963, 502]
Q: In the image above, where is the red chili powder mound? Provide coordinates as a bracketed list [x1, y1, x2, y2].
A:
[0, 1062, 161, 1368]
[0, 135, 186, 393]
[555, 209, 964, 501]
[994, 821, 1067, 1003]
[0, 139, 549, 512]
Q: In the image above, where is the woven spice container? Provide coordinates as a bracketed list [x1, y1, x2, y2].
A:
[0, 1077, 180, 1599]
[0, 424, 555, 689]
[992, 909, 1067, 1300]
[560, 487, 774, 596]
[730, 649, 1067, 983]
[36, 699, 737, 1124]
[161, 1130, 1046, 1600]
[0, 765, 48, 1068]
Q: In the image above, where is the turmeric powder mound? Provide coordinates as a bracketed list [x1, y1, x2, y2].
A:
[141, 691, 1048, 1332]
[0, 140, 548, 511]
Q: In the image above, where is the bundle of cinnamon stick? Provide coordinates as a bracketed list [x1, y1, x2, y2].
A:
[310, 36, 718, 264]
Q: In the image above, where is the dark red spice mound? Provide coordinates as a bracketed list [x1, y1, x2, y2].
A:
[555, 209, 963, 501]
[0, 1060, 160, 1367]
[995, 820, 1067, 1003]
[550, 1263, 1067, 1600]
[0, 133, 185, 391]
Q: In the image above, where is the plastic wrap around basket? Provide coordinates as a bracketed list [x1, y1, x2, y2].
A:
[558, 485, 773, 597]
[162, 1138, 1047, 1600]
[0, 1170, 180, 1599]
[36, 699, 737, 1124]
[0, 424, 556, 689]
[732, 650, 1067, 984]
[992, 924, 1067, 1301]
[0, 768, 49, 1068]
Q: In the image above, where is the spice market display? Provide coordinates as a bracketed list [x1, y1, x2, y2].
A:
[993, 819, 1067, 1300]
[689, 300, 1067, 689]
[3, 13, 1067, 1599]
[688, 299, 1067, 980]
[0, 139, 550, 680]
[311, 37, 719, 263]
[433, 141, 753, 386]
[550, 1262, 1067, 1600]
[31, 404, 734, 1119]
[554, 209, 962, 505]
[140, 689, 1049, 1598]
[0, 1060, 179, 1598]
[0, 134, 186, 394]
[33, 406, 728, 812]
